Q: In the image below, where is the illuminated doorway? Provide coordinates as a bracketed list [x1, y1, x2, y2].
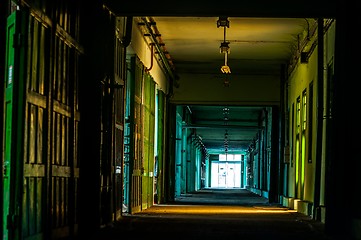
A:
[211, 154, 241, 188]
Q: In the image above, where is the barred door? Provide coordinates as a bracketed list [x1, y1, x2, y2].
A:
[112, 16, 127, 220]
[21, 2, 82, 239]
[130, 57, 144, 213]
[142, 73, 155, 209]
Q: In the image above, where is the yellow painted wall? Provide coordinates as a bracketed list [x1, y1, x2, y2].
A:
[287, 20, 335, 203]
[287, 39, 317, 201]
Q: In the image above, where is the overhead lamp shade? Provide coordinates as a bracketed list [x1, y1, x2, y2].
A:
[217, 16, 230, 28]
[220, 41, 230, 54]
[221, 65, 231, 74]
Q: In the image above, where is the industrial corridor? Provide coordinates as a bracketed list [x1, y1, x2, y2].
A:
[1, 0, 360, 240]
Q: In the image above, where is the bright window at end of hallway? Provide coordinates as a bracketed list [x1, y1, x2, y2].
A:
[219, 154, 242, 161]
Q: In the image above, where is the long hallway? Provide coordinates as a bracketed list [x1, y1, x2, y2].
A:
[92, 189, 345, 239]
[3, 1, 361, 240]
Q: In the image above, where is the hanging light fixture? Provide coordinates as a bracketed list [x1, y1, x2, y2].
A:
[217, 16, 230, 28]
[223, 107, 230, 155]
[217, 17, 231, 74]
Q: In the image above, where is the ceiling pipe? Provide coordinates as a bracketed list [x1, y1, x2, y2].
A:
[145, 43, 154, 72]
[140, 17, 176, 81]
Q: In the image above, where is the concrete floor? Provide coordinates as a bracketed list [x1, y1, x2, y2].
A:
[92, 189, 352, 239]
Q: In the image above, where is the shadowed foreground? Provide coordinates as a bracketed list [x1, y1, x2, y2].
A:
[91, 189, 351, 239]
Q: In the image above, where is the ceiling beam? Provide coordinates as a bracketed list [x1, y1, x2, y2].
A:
[183, 124, 262, 130]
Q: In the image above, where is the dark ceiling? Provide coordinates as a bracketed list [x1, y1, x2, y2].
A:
[184, 105, 265, 154]
[132, 16, 312, 154]
[134, 16, 310, 154]
[103, 1, 336, 155]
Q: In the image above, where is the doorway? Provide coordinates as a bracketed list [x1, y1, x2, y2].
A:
[210, 154, 242, 188]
